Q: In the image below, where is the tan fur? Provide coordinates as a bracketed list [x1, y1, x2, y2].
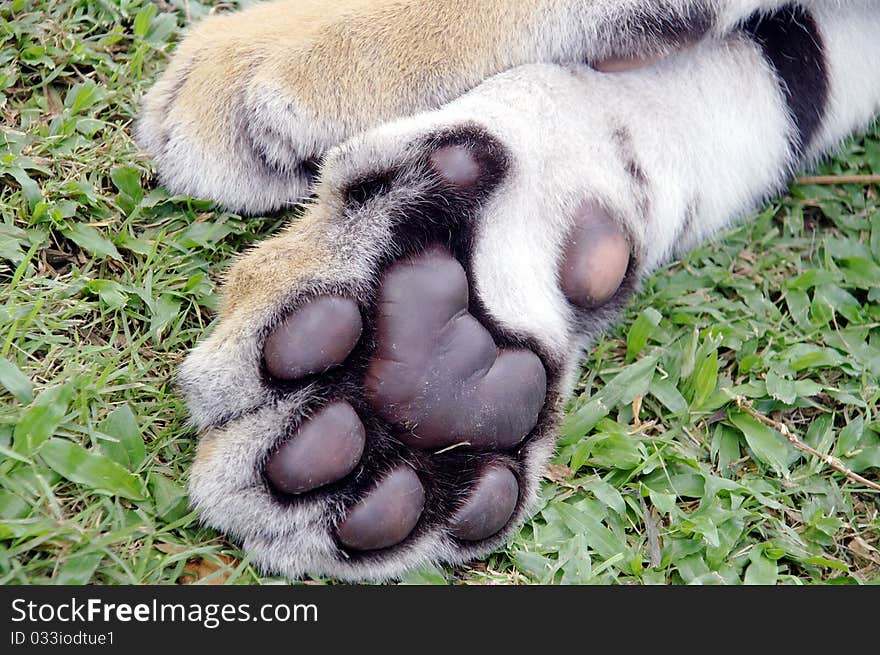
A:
[141, 0, 539, 149]
[218, 208, 333, 319]
[192, 429, 223, 467]
[140, 0, 802, 214]
[163, 0, 880, 580]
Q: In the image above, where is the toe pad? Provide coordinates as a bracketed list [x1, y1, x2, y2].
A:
[263, 296, 362, 381]
[265, 401, 366, 495]
[560, 200, 630, 309]
[336, 466, 425, 551]
[450, 466, 519, 541]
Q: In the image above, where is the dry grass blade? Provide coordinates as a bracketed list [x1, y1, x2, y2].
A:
[735, 398, 880, 492]
[639, 495, 663, 568]
[795, 174, 880, 185]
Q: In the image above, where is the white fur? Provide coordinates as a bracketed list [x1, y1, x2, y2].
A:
[807, 2, 880, 161]
[141, 0, 851, 214]
[182, 5, 880, 580]
[136, 94, 319, 213]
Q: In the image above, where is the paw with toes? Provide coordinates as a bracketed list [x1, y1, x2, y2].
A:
[182, 66, 648, 580]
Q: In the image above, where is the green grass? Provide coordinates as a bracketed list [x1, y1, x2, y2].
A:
[1, 0, 878, 585]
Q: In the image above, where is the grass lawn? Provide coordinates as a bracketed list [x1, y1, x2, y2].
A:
[1, 0, 879, 585]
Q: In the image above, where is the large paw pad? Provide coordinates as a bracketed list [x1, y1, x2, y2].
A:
[365, 247, 547, 450]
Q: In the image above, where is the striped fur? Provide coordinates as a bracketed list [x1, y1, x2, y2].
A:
[166, 2, 880, 580]
[139, 0, 844, 214]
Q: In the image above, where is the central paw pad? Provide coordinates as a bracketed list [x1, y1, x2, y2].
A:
[365, 247, 547, 450]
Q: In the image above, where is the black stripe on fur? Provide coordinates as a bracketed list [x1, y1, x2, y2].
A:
[742, 4, 829, 157]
